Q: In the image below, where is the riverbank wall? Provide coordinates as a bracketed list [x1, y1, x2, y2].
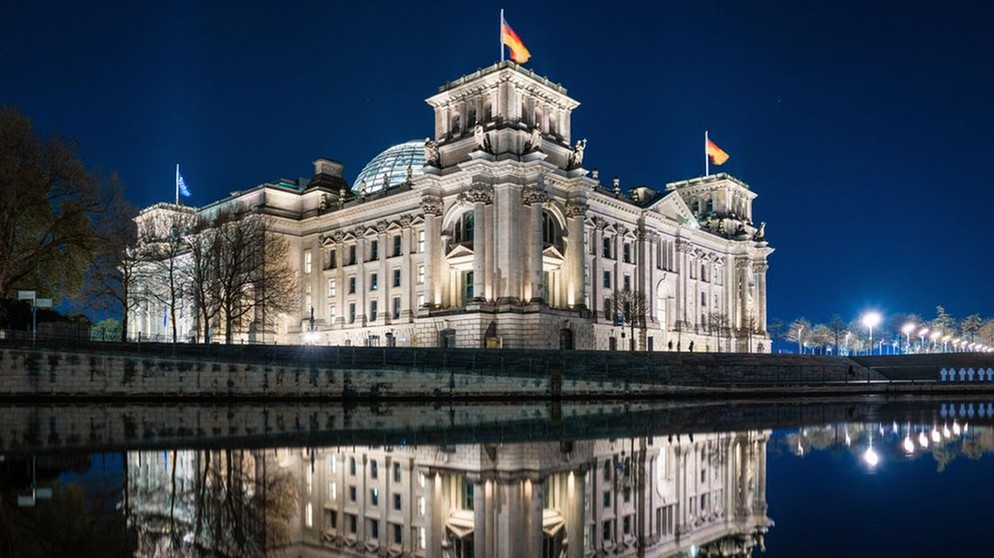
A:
[2, 341, 994, 400]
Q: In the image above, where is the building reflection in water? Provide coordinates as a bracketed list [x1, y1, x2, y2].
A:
[126, 431, 773, 557]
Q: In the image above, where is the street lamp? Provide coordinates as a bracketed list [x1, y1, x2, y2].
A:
[917, 327, 929, 353]
[901, 323, 915, 354]
[861, 312, 882, 356]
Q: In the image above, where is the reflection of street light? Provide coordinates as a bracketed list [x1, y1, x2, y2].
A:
[861, 312, 882, 355]
[901, 323, 915, 353]
[863, 434, 879, 468]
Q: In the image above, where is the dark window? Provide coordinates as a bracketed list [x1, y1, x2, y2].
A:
[623, 275, 631, 291]
[393, 235, 402, 257]
[603, 237, 612, 259]
[541, 212, 559, 247]
[370, 273, 378, 291]
[348, 303, 356, 324]
[603, 491, 611, 507]
[370, 519, 379, 539]
[370, 489, 379, 506]
[603, 271, 611, 289]
[370, 300, 378, 321]
[348, 245, 356, 265]
[464, 271, 474, 300]
[348, 276, 356, 294]
[455, 212, 474, 243]
[349, 485, 356, 502]
[349, 457, 356, 475]
[348, 514, 357, 533]
[623, 243, 631, 263]
[392, 297, 401, 320]
[464, 482, 474, 510]
[393, 269, 401, 287]
[393, 524, 402, 544]
[328, 249, 337, 269]
[393, 462, 401, 483]
[370, 459, 378, 478]
[369, 240, 379, 261]
[393, 493, 402, 510]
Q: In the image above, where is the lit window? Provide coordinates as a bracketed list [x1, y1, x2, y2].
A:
[417, 230, 425, 253]
[370, 273, 378, 291]
[306, 502, 313, 528]
[417, 265, 425, 284]
[328, 278, 336, 297]
[304, 251, 312, 274]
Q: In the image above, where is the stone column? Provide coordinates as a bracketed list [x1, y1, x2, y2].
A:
[399, 214, 413, 319]
[565, 200, 588, 309]
[355, 228, 367, 325]
[524, 187, 549, 302]
[753, 262, 769, 334]
[421, 197, 442, 308]
[377, 220, 388, 324]
[592, 218, 605, 318]
[462, 185, 492, 302]
[334, 233, 345, 326]
[737, 258, 749, 332]
[675, 239, 691, 335]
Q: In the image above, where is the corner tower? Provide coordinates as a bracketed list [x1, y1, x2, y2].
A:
[424, 61, 581, 170]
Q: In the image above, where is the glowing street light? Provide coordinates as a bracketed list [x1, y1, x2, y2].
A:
[862, 312, 882, 356]
[901, 323, 915, 353]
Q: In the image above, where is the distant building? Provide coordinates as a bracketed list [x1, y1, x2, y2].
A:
[129, 61, 773, 350]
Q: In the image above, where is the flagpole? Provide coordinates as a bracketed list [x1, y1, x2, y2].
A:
[705, 130, 710, 177]
[500, 9, 505, 62]
[175, 164, 180, 205]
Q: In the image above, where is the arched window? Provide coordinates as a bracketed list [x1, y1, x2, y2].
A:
[541, 211, 561, 247]
[454, 211, 474, 244]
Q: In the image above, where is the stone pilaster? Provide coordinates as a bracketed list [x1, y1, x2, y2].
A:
[421, 197, 442, 308]
[565, 200, 588, 309]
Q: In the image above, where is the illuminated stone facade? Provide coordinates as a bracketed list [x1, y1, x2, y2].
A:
[129, 61, 773, 351]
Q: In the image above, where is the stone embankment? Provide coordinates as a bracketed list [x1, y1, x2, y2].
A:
[2, 340, 994, 400]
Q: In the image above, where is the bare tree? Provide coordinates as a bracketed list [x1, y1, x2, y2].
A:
[605, 289, 650, 351]
[704, 311, 730, 352]
[961, 313, 983, 344]
[82, 174, 140, 341]
[187, 211, 228, 343]
[767, 317, 784, 354]
[0, 106, 101, 299]
[785, 318, 811, 354]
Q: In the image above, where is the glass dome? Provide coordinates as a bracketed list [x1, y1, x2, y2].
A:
[353, 140, 426, 194]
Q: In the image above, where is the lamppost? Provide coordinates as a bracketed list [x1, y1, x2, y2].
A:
[861, 312, 881, 356]
[917, 327, 929, 353]
[797, 325, 804, 355]
[901, 323, 915, 354]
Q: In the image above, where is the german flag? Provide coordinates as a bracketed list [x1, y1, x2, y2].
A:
[501, 14, 531, 64]
[706, 137, 729, 165]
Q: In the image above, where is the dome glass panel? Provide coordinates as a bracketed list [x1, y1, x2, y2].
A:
[353, 140, 426, 194]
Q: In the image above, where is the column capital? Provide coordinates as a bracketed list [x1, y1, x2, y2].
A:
[460, 184, 494, 205]
[752, 262, 769, 274]
[399, 213, 414, 228]
[522, 186, 549, 206]
[565, 200, 588, 218]
[420, 195, 443, 216]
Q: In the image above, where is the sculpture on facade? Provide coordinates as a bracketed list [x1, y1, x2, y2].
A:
[423, 138, 439, 166]
[755, 221, 766, 241]
[568, 138, 586, 168]
[473, 123, 492, 153]
[526, 126, 542, 152]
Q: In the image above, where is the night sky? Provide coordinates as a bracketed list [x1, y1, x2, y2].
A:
[4, 1, 994, 327]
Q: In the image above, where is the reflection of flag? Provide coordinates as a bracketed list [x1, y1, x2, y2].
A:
[162, 305, 168, 327]
[706, 137, 729, 165]
[501, 12, 530, 64]
[177, 167, 191, 197]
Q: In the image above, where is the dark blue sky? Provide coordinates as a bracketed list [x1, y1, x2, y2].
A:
[4, 1, 994, 326]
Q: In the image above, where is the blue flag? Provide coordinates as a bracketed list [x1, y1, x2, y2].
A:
[177, 169, 191, 198]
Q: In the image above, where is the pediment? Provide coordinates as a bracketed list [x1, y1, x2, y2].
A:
[446, 244, 474, 258]
[647, 191, 698, 227]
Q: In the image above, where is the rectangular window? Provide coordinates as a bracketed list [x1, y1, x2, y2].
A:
[603, 520, 612, 542]
[328, 249, 337, 269]
[417, 496, 425, 516]
[623, 515, 631, 535]
[603, 237, 612, 259]
[603, 271, 611, 289]
[304, 251, 312, 274]
[370, 459, 378, 479]
[328, 510, 338, 530]
[349, 485, 356, 502]
[463, 482, 474, 510]
[370, 240, 379, 261]
[603, 490, 611, 508]
[329, 305, 336, 323]
[329, 481, 337, 500]
[348, 276, 356, 294]
[393, 235, 402, 257]
[623, 243, 631, 263]
[393, 493, 402, 511]
[417, 265, 425, 284]
[623, 274, 631, 291]
[701, 292, 707, 306]
[348, 245, 356, 265]
[370, 272, 378, 291]
[417, 230, 425, 253]
[348, 514, 357, 534]
[370, 519, 379, 539]
[417, 294, 425, 308]
[349, 303, 356, 324]
[393, 462, 401, 483]
[370, 300, 378, 321]
[393, 269, 401, 287]
[393, 524, 403, 544]
[392, 297, 401, 320]
[306, 502, 313, 528]
[328, 278, 336, 297]
[370, 488, 379, 506]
